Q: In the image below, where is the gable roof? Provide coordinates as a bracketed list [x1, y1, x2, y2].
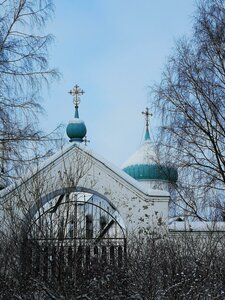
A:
[0, 143, 170, 200]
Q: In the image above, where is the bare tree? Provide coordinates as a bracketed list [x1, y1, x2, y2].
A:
[0, 0, 59, 185]
[152, 0, 225, 220]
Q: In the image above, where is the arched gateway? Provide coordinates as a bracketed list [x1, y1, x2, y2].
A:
[21, 189, 127, 281]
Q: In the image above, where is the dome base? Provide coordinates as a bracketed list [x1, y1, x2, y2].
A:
[69, 137, 84, 143]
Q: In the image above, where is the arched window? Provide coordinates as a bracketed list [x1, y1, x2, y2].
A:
[86, 215, 93, 239]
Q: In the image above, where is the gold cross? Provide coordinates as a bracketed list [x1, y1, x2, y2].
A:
[142, 107, 152, 128]
[68, 84, 85, 107]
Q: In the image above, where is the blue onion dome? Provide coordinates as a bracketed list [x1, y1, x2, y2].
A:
[66, 116, 87, 142]
[66, 84, 87, 143]
[122, 108, 178, 184]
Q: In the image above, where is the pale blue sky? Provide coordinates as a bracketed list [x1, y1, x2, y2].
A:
[41, 0, 196, 166]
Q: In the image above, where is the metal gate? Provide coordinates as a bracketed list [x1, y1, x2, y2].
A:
[22, 191, 126, 282]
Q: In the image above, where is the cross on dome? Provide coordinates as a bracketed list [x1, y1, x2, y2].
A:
[66, 83, 87, 143]
[68, 84, 85, 108]
[142, 107, 152, 141]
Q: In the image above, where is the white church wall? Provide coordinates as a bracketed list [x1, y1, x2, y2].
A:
[0, 144, 170, 235]
[138, 179, 171, 192]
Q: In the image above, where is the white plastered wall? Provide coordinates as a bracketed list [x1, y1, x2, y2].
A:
[1, 144, 170, 234]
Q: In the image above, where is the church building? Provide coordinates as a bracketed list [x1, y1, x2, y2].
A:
[0, 84, 178, 240]
[1, 83, 225, 282]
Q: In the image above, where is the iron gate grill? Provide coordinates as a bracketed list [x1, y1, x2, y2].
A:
[22, 192, 127, 282]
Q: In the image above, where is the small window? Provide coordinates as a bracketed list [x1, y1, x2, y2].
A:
[86, 215, 93, 239]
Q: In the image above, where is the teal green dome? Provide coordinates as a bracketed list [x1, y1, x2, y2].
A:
[66, 118, 87, 142]
[123, 164, 178, 182]
[122, 107, 178, 186]
[122, 140, 178, 184]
